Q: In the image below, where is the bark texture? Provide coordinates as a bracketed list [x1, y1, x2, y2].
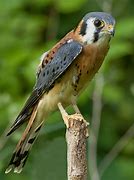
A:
[65, 114, 89, 180]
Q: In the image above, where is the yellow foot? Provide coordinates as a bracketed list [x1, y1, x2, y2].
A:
[58, 102, 70, 128]
[58, 102, 89, 134]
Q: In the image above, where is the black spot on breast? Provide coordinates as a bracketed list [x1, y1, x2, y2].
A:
[78, 72, 82, 80]
[80, 21, 87, 36]
[79, 70, 82, 77]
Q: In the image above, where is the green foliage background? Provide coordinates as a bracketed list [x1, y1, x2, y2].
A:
[0, 0, 134, 179]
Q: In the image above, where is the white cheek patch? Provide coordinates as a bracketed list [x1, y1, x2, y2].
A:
[82, 18, 96, 45]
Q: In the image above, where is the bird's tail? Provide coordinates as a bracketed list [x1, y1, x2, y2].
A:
[5, 104, 44, 174]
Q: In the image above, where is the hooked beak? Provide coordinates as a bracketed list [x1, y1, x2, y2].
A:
[109, 28, 115, 36]
[103, 24, 115, 37]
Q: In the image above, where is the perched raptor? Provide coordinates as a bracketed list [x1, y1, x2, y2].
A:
[5, 12, 115, 173]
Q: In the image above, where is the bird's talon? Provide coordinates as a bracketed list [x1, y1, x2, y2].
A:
[63, 115, 70, 128]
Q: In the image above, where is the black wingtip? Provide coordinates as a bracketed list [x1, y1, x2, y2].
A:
[6, 123, 19, 136]
[6, 130, 13, 136]
[6, 115, 28, 136]
[6, 127, 16, 136]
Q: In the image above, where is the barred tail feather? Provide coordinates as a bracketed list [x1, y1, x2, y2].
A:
[5, 105, 44, 174]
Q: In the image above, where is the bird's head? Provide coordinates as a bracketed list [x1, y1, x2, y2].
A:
[75, 12, 115, 45]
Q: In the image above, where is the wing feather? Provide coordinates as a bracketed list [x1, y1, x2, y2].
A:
[7, 40, 83, 135]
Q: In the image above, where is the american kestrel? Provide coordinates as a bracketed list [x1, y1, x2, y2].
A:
[5, 12, 115, 173]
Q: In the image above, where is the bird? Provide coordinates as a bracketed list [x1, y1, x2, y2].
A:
[5, 12, 115, 173]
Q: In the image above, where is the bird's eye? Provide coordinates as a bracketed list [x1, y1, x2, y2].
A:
[94, 19, 104, 28]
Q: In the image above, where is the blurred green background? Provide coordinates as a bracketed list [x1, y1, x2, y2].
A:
[0, 0, 134, 179]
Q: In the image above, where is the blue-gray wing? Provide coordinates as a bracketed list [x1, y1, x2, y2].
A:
[7, 40, 83, 135]
[35, 40, 83, 94]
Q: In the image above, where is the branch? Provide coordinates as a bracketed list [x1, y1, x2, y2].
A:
[58, 103, 89, 180]
[67, 114, 89, 180]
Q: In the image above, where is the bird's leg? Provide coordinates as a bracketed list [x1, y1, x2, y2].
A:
[73, 104, 85, 120]
[72, 104, 81, 114]
[72, 100, 89, 125]
[71, 99, 81, 114]
[58, 102, 69, 128]
[58, 102, 89, 130]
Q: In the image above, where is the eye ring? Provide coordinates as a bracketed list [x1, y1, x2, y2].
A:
[94, 19, 104, 28]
